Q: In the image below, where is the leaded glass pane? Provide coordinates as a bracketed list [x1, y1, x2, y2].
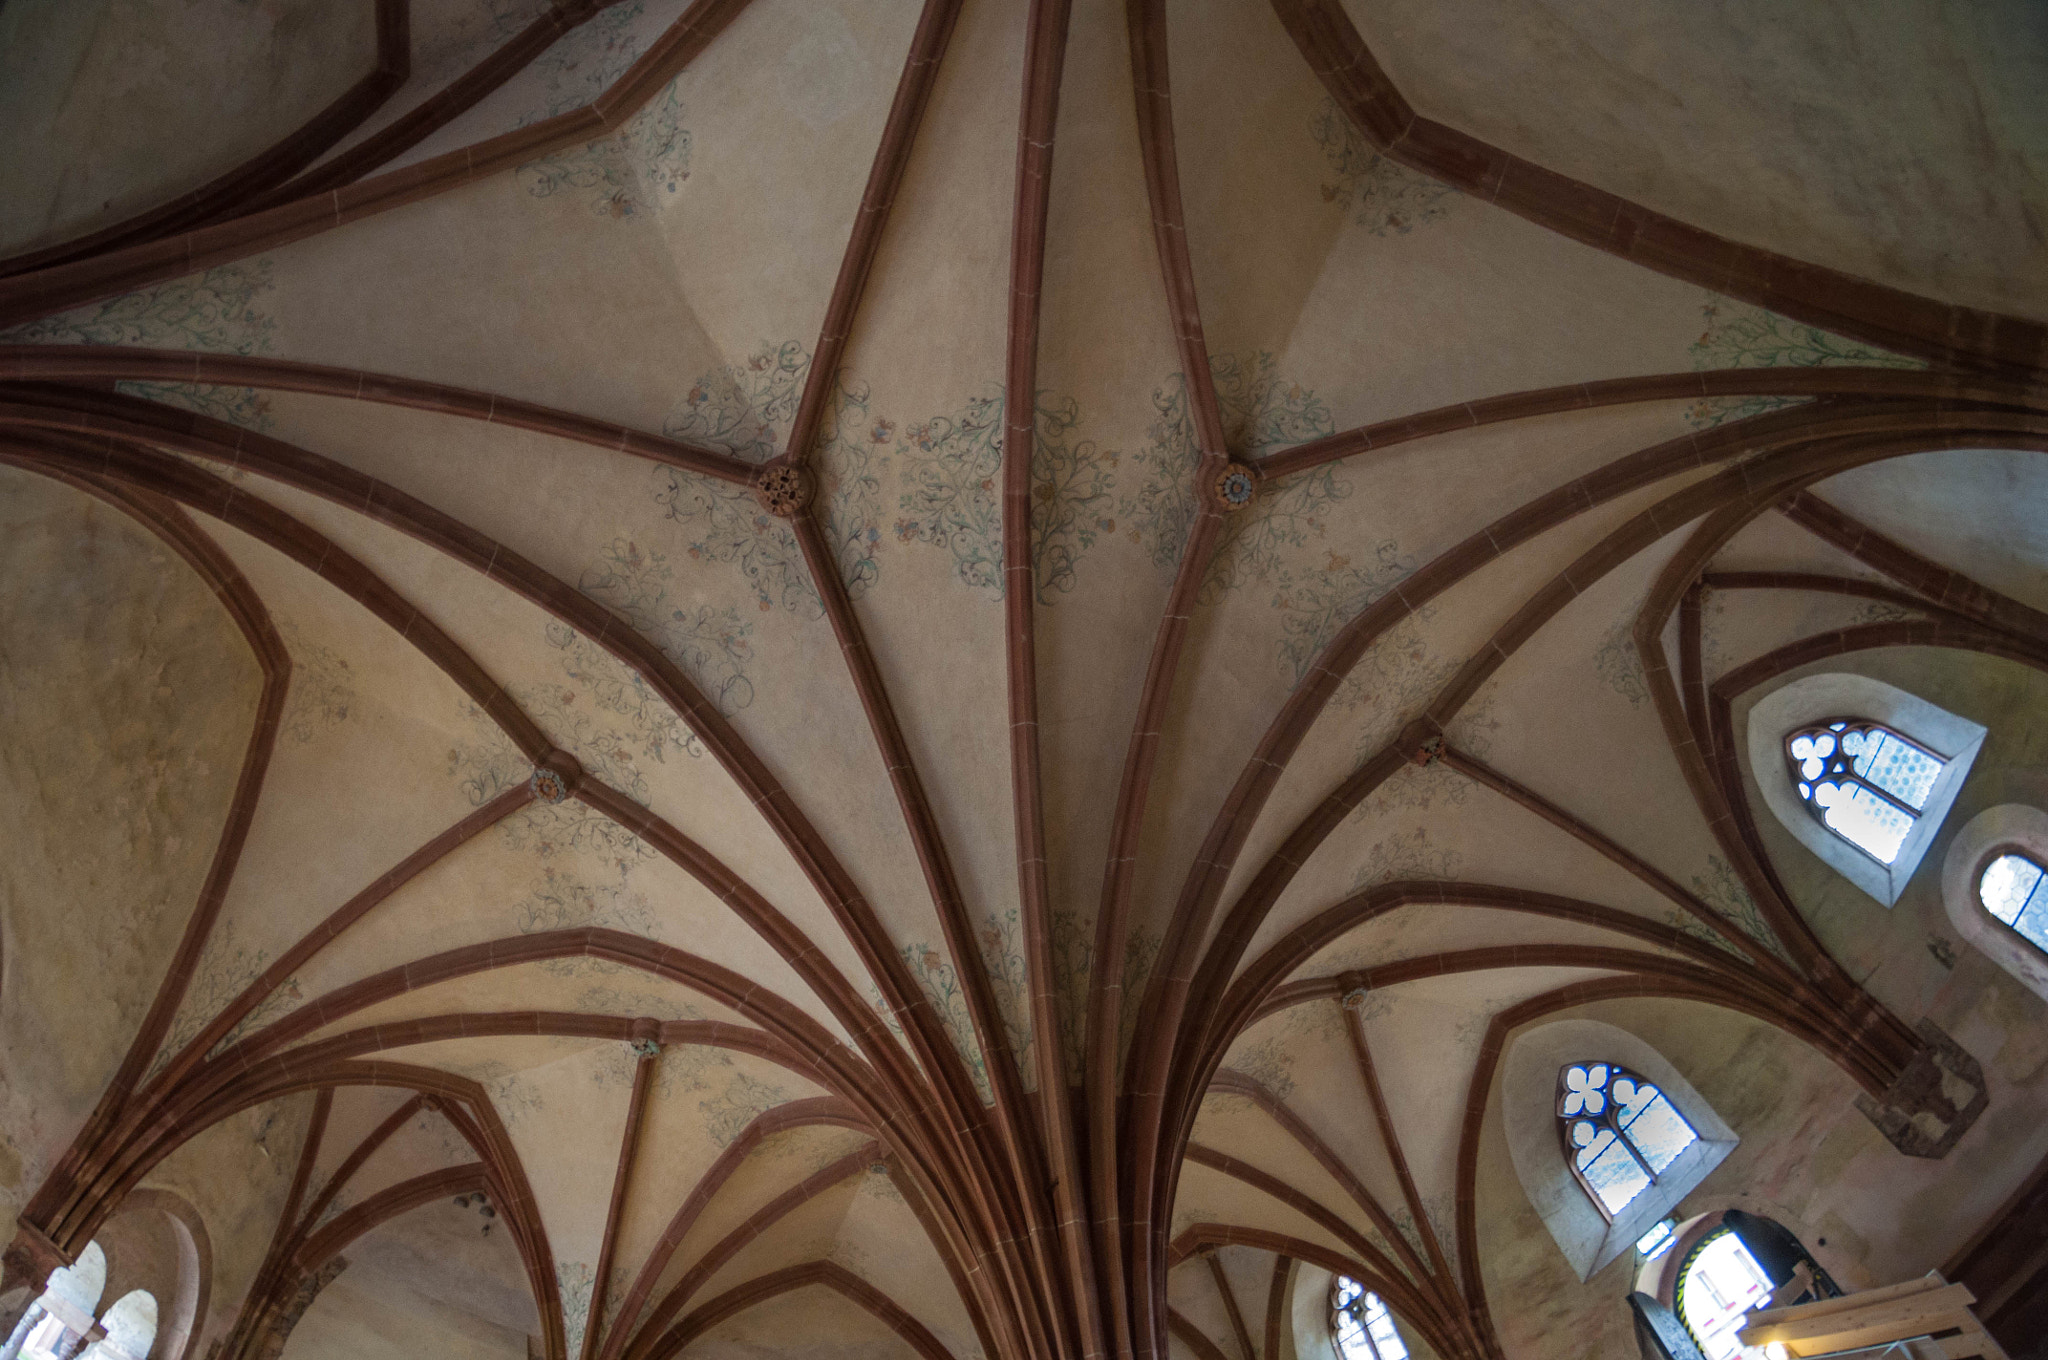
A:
[1583, 1138, 1652, 1214]
[1980, 853, 2044, 926]
[1620, 1093, 1697, 1173]
[1818, 781, 1912, 863]
[1851, 729, 1942, 810]
[1364, 1312, 1406, 1360]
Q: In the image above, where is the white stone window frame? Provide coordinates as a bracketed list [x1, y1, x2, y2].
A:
[1941, 804, 2048, 1003]
[1742, 672, 1985, 906]
[1503, 1020, 1737, 1281]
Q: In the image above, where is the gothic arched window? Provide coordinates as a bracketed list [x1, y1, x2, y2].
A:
[1330, 1277, 1408, 1360]
[1786, 718, 1947, 865]
[1979, 850, 2048, 954]
[1556, 1063, 1699, 1218]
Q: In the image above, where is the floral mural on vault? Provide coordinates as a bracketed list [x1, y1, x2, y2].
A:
[0, 260, 278, 428]
[513, 5, 692, 219]
[653, 341, 881, 615]
[1311, 96, 1457, 236]
[1684, 294, 1922, 428]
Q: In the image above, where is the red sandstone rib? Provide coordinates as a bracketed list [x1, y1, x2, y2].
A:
[0, 0, 410, 278]
[641, 1261, 953, 1360]
[997, 3, 1102, 1352]
[600, 1098, 869, 1360]
[0, 346, 758, 485]
[0, 0, 757, 330]
[0, 454, 289, 1247]
[625, 1146, 882, 1360]
[1256, 368, 2047, 480]
[1779, 490, 2048, 641]
[584, 1045, 660, 1360]
[1269, 0, 2048, 379]
[246, 2, 633, 213]
[1101, 13, 1243, 1349]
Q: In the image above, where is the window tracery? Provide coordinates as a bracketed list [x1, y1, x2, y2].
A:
[1785, 719, 1946, 865]
[1330, 1277, 1408, 1360]
[1556, 1063, 1699, 1218]
[1979, 849, 2048, 953]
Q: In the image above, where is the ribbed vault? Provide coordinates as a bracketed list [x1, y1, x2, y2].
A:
[1, 3, 2045, 1360]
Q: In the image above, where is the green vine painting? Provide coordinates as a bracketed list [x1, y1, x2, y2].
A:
[513, 6, 692, 218]
[571, 536, 755, 733]
[0, 260, 278, 429]
[150, 921, 303, 1076]
[665, 339, 808, 464]
[1691, 854, 1792, 963]
[521, 81, 689, 219]
[1273, 540, 1419, 685]
[978, 907, 1032, 1073]
[653, 341, 882, 616]
[1030, 396, 1119, 604]
[1047, 910, 1162, 1085]
[1684, 294, 1921, 429]
[895, 394, 1006, 595]
[1348, 825, 1461, 888]
[886, 942, 992, 1105]
[1117, 352, 1350, 598]
[1311, 96, 1456, 236]
[277, 620, 356, 744]
[515, 867, 660, 973]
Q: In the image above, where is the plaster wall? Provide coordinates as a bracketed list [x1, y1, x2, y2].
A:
[0, 470, 263, 1248]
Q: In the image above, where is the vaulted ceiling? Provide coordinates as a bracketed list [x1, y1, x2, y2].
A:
[1, 3, 2045, 1360]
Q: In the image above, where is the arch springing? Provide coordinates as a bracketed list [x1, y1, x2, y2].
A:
[1331, 1278, 1408, 1360]
[1980, 849, 2048, 953]
[1786, 718, 1946, 865]
[1556, 1063, 1698, 1218]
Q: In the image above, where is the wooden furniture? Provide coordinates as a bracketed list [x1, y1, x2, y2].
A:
[1737, 1272, 2009, 1359]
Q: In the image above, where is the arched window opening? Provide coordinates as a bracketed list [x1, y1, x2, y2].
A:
[1330, 1277, 1408, 1360]
[1785, 719, 1946, 865]
[84, 1292, 156, 1360]
[1557, 1062, 1699, 1218]
[1674, 1227, 1773, 1360]
[2, 1243, 106, 1360]
[1979, 850, 2048, 953]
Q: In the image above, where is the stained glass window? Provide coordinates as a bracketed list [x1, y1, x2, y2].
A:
[1556, 1063, 1698, 1218]
[1676, 1228, 1775, 1360]
[1331, 1277, 1409, 1360]
[1980, 851, 2048, 954]
[1785, 719, 1946, 865]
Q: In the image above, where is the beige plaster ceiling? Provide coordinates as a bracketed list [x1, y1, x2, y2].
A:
[0, 3, 2044, 1360]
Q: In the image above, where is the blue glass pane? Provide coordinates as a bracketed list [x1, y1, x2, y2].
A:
[2014, 887, 2048, 954]
[1573, 1124, 1616, 1169]
[1853, 730, 1943, 810]
[1819, 783, 1913, 863]
[1621, 1093, 1698, 1173]
[1980, 854, 2044, 926]
[1364, 1312, 1407, 1360]
[1584, 1139, 1652, 1214]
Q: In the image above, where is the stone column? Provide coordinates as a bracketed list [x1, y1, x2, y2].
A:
[0, 1304, 47, 1360]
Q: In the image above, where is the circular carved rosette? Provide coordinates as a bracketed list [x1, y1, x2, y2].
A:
[530, 749, 581, 804]
[754, 464, 813, 517]
[1212, 463, 1258, 511]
